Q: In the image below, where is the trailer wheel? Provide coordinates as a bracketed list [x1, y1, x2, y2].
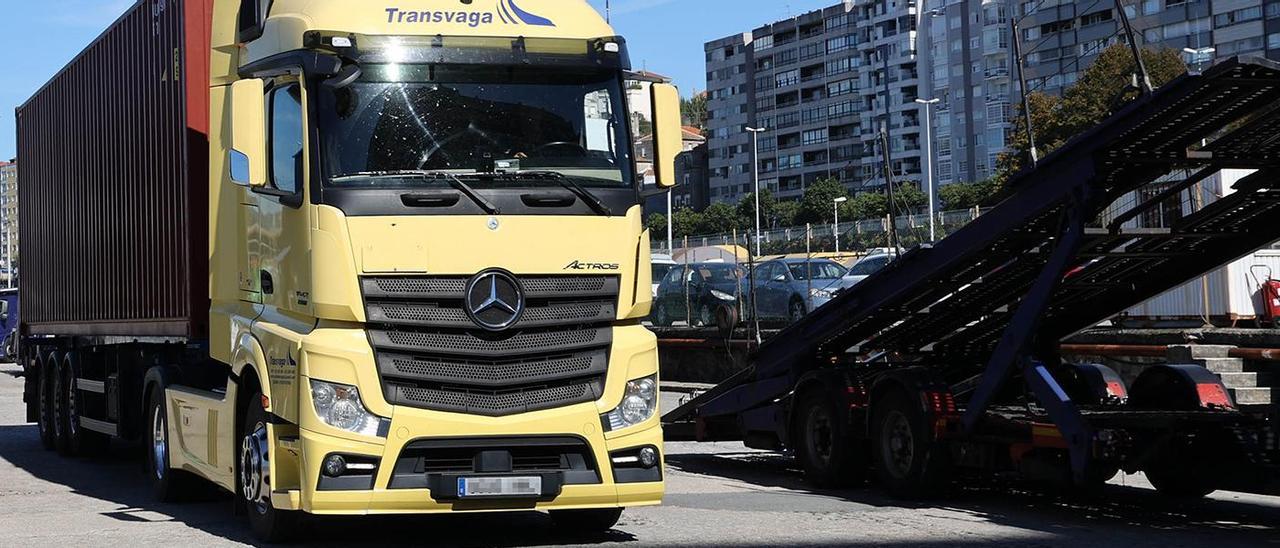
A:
[51, 352, 72, 454]
[241, 392, 299, 543]
[1143, 437, 1216, 499]
[795, 393, 867, 487]
[871, 390, 950, 497]
[549, 508, 623, 532]
[59, 352, 108, 457]
[35, 353, 56, 450]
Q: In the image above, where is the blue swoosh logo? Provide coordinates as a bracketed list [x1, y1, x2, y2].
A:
[505, 0, 555, 26]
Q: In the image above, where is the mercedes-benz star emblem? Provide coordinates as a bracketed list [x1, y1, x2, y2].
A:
[464, 270, 525, 331]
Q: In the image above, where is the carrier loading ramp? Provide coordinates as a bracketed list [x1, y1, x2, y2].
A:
[663, 57, 1280, 476]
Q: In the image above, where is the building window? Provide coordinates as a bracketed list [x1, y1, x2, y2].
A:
[802, 129, 829, 146]
[754, 35, 774, 51]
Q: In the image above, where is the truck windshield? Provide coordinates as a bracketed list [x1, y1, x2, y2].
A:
[317, 64, 635, 188]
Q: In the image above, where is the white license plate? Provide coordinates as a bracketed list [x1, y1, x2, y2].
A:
[457, 476, 542, 498]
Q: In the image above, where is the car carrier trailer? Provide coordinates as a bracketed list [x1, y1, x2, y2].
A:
[664, 56, 1280, 498]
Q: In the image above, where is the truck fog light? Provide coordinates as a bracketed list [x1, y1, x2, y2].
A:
[603, 375, 658, 432]
[323, 455, 347, 478]
[310, 379, 387, 437]
[639, 447, 658, 468]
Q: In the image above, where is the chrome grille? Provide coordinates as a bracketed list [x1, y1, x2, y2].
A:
[362, 274, 619, 416]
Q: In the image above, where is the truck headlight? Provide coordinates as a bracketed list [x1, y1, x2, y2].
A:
[710, 289, 736, 302]
[310, 380, 387, 437]
[603, 375, 658, 432]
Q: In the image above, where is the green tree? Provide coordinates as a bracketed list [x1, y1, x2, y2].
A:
[999, 44, 1187, 194]
[672, 208, 702, 239]
[938, 179, 994, 210]
[845, 191, 887, 220]
[893, 182, 928, 212]
[680, 93, 708, 131]
[696, 202, 740, 235]
[735, 189, 778, 232]
[798, 178, 849, 224]
[645, 212, 667, 235]
[773, 200, 801, 228]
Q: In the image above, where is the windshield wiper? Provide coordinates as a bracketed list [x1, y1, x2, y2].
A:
[510, 171, 612, 216]
[333, 170, 500, 215]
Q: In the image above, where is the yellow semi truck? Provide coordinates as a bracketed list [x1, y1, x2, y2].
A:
[18, 0, 679, 540]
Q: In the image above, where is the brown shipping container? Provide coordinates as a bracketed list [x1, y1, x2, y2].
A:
[16, 0, 212, 338]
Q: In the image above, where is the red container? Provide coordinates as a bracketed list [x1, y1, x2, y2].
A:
[1262, 279, 1280, 326]
[16, 0, 213, 338]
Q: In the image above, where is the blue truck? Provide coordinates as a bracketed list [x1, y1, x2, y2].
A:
[665, 57, 1280, 498]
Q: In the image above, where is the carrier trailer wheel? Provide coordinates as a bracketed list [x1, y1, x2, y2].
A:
[795, 392, 867, 487]
[871, 390, 951, 497]
[59, 352, 107, 457]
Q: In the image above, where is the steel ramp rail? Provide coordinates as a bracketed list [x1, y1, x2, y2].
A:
[664, 56, 1280, 428]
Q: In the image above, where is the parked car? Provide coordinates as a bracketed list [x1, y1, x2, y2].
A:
[743, 258, 846, 322]
[652, 263, 744, 327]
[651, 254, 677, 298]
[0, 288, 17, 362]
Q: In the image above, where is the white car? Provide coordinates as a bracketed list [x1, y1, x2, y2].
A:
[811, 252, 898, 307]
[651, 254, 677, 298]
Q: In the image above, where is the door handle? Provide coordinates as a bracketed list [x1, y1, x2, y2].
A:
[260, 270, 275, 295]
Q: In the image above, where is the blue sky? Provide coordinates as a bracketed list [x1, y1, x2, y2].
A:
[0, 0, 836, 160]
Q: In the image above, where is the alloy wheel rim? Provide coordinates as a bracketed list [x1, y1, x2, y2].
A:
[151, 405, 167, 480]
[241, 421, 271, 515]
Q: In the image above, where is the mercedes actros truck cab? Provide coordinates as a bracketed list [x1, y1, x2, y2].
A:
[18, 0, 680, 540]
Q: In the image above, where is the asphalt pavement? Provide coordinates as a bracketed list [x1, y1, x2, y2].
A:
[1, 362, 1277, 547]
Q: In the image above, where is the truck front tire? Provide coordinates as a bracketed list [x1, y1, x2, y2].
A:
[549, 508, 623, 533]
[241, 392, 299, 543]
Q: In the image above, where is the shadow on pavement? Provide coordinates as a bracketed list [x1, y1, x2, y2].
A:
[0, 423, 638, 547]
[665, 447, 1280, 544]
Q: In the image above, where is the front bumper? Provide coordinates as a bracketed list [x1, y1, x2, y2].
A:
[296, 412, 664, 515]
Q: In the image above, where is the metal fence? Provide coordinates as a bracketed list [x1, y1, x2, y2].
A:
[652, 207, 991, 257]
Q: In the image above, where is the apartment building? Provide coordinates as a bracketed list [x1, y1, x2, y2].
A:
[704, 0, 1014, 205]
[1018, 0, 1280, 95]
[0, 161, 17, 276]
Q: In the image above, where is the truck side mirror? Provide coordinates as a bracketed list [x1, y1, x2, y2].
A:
[229, 78, 268, 189]
[650, 83, 681, 190]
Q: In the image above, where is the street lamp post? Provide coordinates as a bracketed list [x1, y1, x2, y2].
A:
[914, 98, 941, 242]
[746, 126, 767, 256]
[833, 196, 849, 255]
[1183, 47, 1215, 75]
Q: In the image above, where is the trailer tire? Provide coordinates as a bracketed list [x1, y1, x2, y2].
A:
[549, 508, 623, 532]
[36, 353, 56, 450]
[795, 393, 867, 487]
[61, 352, 108, 457]
[1144, 439, 1216, 499]
[241, 393, 300, 543]
[51, 351, 73, 455]
[871, 390, 950, 498]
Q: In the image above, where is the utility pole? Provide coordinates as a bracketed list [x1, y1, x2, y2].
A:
[1115, 0, 1153, 95]
[880, 128, 900, 253]
[1010, 18, 1039, 166]
[605, 0, 611, 23]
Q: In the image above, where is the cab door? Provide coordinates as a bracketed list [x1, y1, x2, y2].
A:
[246, 77, 314, 422]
